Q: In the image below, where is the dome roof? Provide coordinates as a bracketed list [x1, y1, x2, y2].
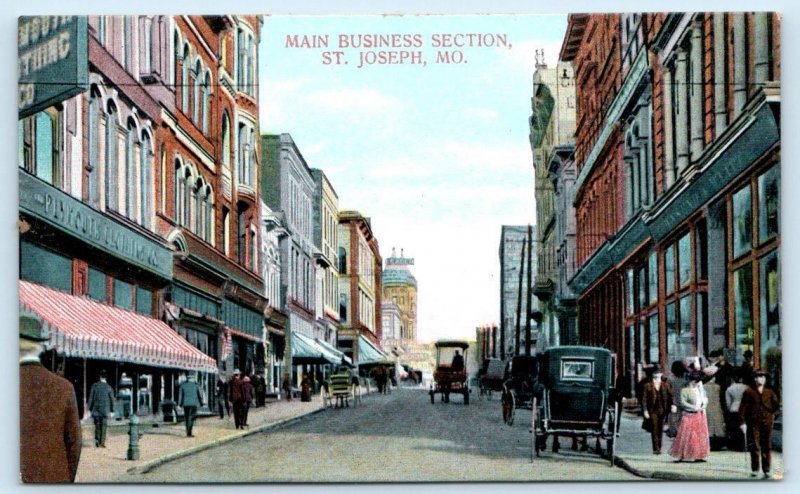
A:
[382, 268, 417, 287]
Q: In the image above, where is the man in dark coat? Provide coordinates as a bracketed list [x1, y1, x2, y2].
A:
[228, 370, 245, 429]
[19, 314, 82, 483]
[242, 376, 254, 427]
[641, 365, 674, 455]
[215, 376, 229, 419]
[739, 368, 781, 479]
[178, 373, 204, 437]
[87, 369, 115, 447]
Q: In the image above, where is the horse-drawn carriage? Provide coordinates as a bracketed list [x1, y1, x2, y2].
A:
[429, 340, 470, 405]
[478, 358, 505, 399]
[500, 355, 539, 425]
[531, 346, 620, 466]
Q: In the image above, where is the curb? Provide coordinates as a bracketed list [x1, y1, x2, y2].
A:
[126, 405, 327, 476]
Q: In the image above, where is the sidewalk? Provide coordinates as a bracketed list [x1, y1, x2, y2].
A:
[615, 410, 784, 480]
[75, 394, 331, 482]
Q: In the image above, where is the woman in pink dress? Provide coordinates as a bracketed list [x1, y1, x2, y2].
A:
[669, 371, 711, 462]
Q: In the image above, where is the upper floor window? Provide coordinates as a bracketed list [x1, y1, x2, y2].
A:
[181, 44, 190, 112]
[18, 107, 63, 188]
[221, 113, 231, 169]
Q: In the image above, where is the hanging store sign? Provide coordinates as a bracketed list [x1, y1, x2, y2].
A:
[18, 16, 88, 119]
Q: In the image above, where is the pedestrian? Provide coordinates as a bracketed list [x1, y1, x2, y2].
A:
[725, 370, 749, 451]
[301, 373, 311, 402]
[669, 371, 710, 462]
[256, 373, 267, 407]
[228, 370, 245, 429]
[282, 373, 292, 401]
[738, 368, 780, 479]
[666, 360, 688, 438]
[703, 370, 727, 450]
[19, 314, 82, 483]
[741, 350, 755, 387]
[215, 375, 229, 419]
[242, 375, 254, 427]
[641, 364, 674, 455]
[87, 369, 115, 448]
[178, 372, 204, 437]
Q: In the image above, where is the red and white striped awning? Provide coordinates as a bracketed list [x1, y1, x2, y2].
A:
[20, 280, 217, 373]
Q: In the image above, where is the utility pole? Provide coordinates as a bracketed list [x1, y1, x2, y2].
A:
[515, 238, 526, 357]
[525, 224, 533, 356]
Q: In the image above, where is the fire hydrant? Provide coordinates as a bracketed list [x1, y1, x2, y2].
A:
[126, 414, 141, 460]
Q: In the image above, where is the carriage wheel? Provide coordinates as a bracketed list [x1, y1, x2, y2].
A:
[608, 401, 619, 467]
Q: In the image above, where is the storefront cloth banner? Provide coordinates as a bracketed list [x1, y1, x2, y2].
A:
[20, 280, 217, 373]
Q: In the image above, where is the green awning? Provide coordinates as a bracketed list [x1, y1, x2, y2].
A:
[357, 335, 388, 365]
[314, 336, 353, 366]
[292, 332, 333, 365]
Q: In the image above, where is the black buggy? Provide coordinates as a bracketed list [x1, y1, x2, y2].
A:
[531, 346, 620, 466]
[500, 355, 539, 425]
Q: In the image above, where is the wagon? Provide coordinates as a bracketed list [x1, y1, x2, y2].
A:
[429, 340, 470, 405]
[478, 358, 505, 400]
[530, 346, 620, 466]
[500, 355, 539, 425]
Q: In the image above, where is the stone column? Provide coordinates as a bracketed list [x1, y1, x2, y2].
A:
[713, 14, 728, 138]
[690, 22, 704, 161]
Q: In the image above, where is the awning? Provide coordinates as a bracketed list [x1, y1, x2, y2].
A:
[292, 332, 338, 365]
[314, 336, 353, 366]
[20, 280, 217, 373]
[357, 334, 388, 365]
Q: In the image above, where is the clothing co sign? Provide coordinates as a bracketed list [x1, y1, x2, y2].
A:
[19, 171, 173, 280]
[18, 16, 88, 119]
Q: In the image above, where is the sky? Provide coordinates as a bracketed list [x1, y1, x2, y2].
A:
[259, 14, 568, 343]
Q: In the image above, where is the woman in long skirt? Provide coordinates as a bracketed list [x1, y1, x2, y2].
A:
[669, 371, 711, 461]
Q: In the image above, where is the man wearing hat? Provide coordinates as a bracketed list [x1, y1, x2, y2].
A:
[641, 364, 674, 455]
[87, 369, 115, 447]
[738, 368, 780, 479]
[19, 313, 82, 483]
[178, 372, 204, 437]
[228, 369, 245, 429]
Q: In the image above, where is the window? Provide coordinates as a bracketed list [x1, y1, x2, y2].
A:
[238, 123, 248, 185]
[139, 134, 152, 227]
[759, 252, 780, 365]
[201, 72, 211, 134]
[87, 88, 101, 206]
[183, 167, 192, 227]
[732, 185, 752, 258]
[221, 113, 231, 169]
[758, 166, 780, 243]
[20, 241, 71, 293]
[174, 159, 183, 222]
[105, 102, 119, 210]
[125, 119, 137, 218]
[338, 247, 347, 274]
[136, 286, 153, 315]
[237, 203, 248, 265]
[18, 108, 63, 187]
[648, 251, 658, 305]
[648, 313, 659, 364]
[192, 59, 201, 123]
[678, 233, 691, 288]
[665, 245, 675, 295]
[733, 265, 753, 353]
[181, 45, 190, 112]
[222, 206, 230, 255]
[87, 267, 107, 302]
[114, 279, 133, 310]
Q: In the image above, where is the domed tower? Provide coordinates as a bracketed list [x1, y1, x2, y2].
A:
[381, 248, 417, 343]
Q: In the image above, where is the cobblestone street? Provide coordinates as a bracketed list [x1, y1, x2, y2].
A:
[130, 387, 637, 482]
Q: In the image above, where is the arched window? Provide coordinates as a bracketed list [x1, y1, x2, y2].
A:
[195, 177, 204, 238]
[201, 71, 211, 133]
[125, 118, 137, 218]
[192, 59, 201, 123]
[173, 29, 180, 87]
[237, 123, 248, 185]
[140, 132, 152, 228]
[105, 101, 119, 211]
[237, 202, 248, 265]
[181, 45, 190, 112]
[174, 158, 182, 222]
[221, 112, 231, 169]
[87, 86, 102, 206]
[222, 206, 231, 255]
[183, 166, 193, 227]
[204, 185, 214, 244]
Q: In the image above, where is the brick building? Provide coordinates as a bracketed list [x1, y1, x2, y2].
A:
[562, 13, 780, 392]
